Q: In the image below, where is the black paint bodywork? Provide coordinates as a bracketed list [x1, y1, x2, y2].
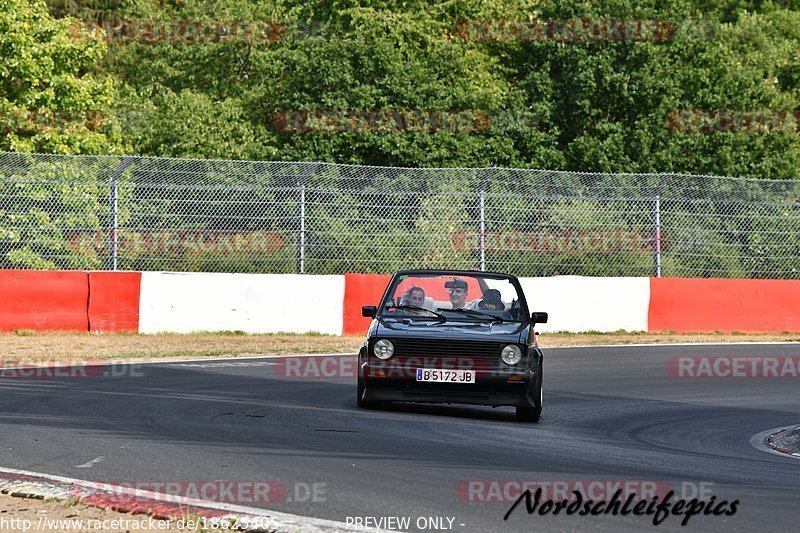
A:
[357, 270, 546, 421]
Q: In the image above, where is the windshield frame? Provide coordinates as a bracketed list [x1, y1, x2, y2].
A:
[376, 269, 529, 323]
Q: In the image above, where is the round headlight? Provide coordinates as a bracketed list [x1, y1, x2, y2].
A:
[501, 345, 523, 365]
[373, 339, 395, 360]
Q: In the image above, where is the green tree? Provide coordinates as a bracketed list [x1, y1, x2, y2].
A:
[1, 0, 117, 154]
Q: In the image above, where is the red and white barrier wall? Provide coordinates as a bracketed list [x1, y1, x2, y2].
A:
[0, 271, 798, 334]
[138, 272, 344, 335]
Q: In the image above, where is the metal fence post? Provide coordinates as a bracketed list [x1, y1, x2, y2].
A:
[298, 182, 305, 274]
[296, 163, 320, 274]
[478, 170, 488, 272]
[653, 173, 671, 278]
[653, 193, 661, 277]
[108, 157, 133, 270]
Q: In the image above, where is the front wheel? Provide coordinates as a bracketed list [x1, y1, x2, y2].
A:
[516, 361, 542, 423]
[357, 376, 379, 409]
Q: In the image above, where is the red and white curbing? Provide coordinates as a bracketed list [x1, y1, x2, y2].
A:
[0, 466, 386, 533]
[750, 426, 800, 460]
[766, 426, 800, 458]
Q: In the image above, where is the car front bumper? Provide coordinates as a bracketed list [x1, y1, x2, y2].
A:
[361, 363, 537, 408]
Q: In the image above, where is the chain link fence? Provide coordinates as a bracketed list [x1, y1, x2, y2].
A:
[1, 151, 798, 278]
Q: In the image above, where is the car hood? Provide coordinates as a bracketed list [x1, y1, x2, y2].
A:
[373, 318, 527, 343]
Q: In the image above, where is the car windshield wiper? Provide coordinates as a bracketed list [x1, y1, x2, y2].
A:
[387, 305, 446, 322]
[437, 308, 504, 323]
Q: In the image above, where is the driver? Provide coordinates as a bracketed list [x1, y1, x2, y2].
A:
[446, 278, 480, 309]
[446, 279, 504, 310]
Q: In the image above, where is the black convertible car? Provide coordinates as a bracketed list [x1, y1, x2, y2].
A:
[357, 269, 548, 422]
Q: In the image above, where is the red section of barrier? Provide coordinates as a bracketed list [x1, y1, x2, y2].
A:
[0, 271, 89, 331]
[343, 273, 391, 335]
[649, 277, 800, 332]
[88, 271, 142, 332]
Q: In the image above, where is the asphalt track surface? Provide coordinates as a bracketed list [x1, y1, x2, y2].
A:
[1, 344, 799, 533]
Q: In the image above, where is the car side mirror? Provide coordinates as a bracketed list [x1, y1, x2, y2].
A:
[362, 305, 377, 318]
[530, 312, 548, 325]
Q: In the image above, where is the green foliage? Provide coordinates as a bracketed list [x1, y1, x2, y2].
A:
[18, 0, 800, 177]
[0, 0, 117, 154]
[0, 155, 132, 269]
[2, 0, 800, 277]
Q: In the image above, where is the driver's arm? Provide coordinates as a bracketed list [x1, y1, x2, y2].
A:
[477, 277, 489, 294]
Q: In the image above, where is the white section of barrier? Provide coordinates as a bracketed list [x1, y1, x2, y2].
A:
[519, 276, 650, 332]
[138, 272, 344, 335]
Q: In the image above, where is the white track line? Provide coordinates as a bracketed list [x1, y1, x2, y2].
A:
[3, 342, 798, 371]
[546, 341, 800, 349]
[119, 352, 359, 366]
[75, 456, 105, 468]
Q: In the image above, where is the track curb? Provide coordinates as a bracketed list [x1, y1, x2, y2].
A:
[766, 426, 800, 458]
[0, 467, 379, 532]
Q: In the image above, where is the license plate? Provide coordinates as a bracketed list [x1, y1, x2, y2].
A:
[415, 368, 475, 383]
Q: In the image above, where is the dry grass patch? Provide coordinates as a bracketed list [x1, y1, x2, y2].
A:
[0, 330, 798, 364]
[0, 331, 364, 363]
[543, 331, 800, 347]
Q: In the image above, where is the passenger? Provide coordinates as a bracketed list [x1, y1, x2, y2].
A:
[401, 286, 425, 306]
[478, 297, 504, 310]
[400, 286, 428, 315]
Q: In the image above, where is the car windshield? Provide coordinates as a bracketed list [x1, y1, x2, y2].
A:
[380, 273, 526, 322]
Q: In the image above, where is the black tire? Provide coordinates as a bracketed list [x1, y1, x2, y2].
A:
[357, 376, 379, 409]
[516, 360, 542, 423]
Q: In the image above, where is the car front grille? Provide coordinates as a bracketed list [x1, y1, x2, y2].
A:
[392, 338, 504, 360]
